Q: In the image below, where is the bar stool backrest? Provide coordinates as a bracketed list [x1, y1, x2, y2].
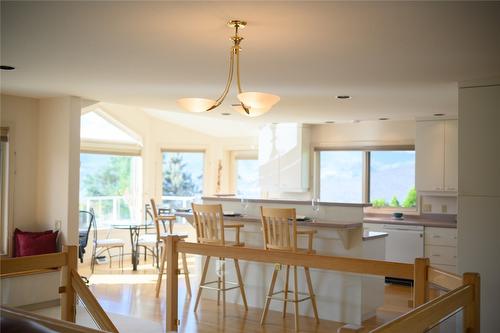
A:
[191, 203, 225, 245]
[260, 207, 297, 251]
[150, 198, 163, 242]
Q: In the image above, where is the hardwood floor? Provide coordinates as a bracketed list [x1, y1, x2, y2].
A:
[78, 254, 413, 333]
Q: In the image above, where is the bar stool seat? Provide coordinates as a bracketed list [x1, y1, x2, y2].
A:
[259, 207, 319, 332]
[192, 203, 248, 316]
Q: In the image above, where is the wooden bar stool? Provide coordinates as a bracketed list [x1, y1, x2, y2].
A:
[152, 199, 191, 298]
[191, 203, 248, 316]
[259, 207, 319, 332]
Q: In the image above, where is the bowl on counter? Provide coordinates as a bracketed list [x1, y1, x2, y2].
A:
[392, 212, 404, 219]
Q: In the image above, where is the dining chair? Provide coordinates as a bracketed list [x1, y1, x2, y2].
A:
[191, 203, 248, 316]
[90, 208, 125, 274]
[78, 210, 94, 263]
[137, 205, 159, 267]
[152, 198, 191, 298]
[259, 206, 319, 332]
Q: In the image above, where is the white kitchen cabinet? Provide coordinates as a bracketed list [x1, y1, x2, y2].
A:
[258, 123, 310, 192]
[424, 227, 457, 273]
[416, 120, 458, 192]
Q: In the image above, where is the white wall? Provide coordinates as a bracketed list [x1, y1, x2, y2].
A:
[311, 120, 415, 147]
[458, 79, 500, 332]
[97, 103, 258, 207]
[37, 97, 81, 246]
[0, 94, 81, 307]
[0, 95, 40, 237]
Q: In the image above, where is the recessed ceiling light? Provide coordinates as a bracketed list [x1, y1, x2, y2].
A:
[0, 65, 15, 71]
[325, 121, 335, 124]
[336, 95, 351, 100]
[379, 117, 389, 121]
[433, 113, 445, 116]
[221, 112, 231, 116]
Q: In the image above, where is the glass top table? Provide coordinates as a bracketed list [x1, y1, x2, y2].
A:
[111, 222, 154, 271]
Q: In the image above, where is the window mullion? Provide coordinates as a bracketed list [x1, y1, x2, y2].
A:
[363, 151, 370, 203]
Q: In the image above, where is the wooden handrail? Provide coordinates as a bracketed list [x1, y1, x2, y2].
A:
[1, 305, 107, 333]
[71, 269, 119, 333]
[176, 241, 414, 279]
[164, 235, 480, 333]
[370, 284, 473, 333]
[0, 252, 68, 275]
[428, 267, 462, 291]
[1, 245, 119, 333]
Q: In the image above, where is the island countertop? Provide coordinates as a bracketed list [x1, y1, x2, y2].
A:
[175, 212, 363, 229]
[202, 196, 372, 208]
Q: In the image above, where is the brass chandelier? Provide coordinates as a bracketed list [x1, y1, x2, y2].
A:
[177, 20, 280, 117]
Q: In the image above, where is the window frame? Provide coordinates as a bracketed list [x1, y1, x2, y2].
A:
[314, 145, 417, 213]
[229, 150, 259, 196]
[0, 126, 13, 256]
[160, 148, 207, 200]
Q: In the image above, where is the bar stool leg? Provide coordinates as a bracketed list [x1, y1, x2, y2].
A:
[222, 259, 226, 317]
[260, 265, 279, 326]
[304, 267, 319, 323]
[182, 252, 192, 297]
[234, 259, 248, 310]
[283, 265, 290, 317]
[194, 256, 211, 312]
[155, 244, 167, 298]
[293, 265, 299, 332]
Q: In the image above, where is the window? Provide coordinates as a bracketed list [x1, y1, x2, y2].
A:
[79, 153, 142, 226]
[370, 151, 416, 208]
[162, 151, 204, 209]
[317, 147, 416, 209]
[236, 158, 260, 197]
[0, 127, 9, 254]
[319, 151, 363, 203]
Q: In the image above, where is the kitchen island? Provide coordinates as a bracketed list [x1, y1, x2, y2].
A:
[177, 197, 388, 325]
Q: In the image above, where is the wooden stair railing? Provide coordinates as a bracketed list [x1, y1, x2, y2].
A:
[162, 235, 480, 333]
[1, 245, 118, 333]
[0, 305, 108, 333]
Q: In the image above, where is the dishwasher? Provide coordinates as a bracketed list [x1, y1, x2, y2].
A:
[382, 224, 424, 285]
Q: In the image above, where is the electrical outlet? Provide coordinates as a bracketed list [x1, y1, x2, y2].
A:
[55, 220, 62, 231]
[422, 204, 432, 212]
[441, 205, 448, 213]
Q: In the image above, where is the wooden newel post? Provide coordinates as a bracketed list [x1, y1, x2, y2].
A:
[166, 235, 180, 332]
[413, 257, 429, 307]
[61, 245, 78, 322]
[463, 272, 480, 333]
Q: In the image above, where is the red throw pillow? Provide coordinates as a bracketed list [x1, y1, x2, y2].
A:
[15, 230, 59, 257]
[13, 228, 53, 257]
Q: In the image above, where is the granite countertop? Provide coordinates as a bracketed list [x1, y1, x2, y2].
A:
[176, 212, 363, 229]
[202, 196, 372, 208]
[363, 215, 457, 228]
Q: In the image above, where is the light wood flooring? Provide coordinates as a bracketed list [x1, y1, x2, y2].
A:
[78, 253, 414, 333]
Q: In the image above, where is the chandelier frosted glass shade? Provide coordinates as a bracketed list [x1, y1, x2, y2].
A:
[177, 98, 216, 113]
[232, 104, 271, 118]
[237, 92, 280, 110]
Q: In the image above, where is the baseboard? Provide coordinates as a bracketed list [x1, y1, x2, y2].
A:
[17, 299, 60, 311]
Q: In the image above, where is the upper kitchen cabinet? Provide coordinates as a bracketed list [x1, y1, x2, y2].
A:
[416, 120, 458, 192]
[259, 123, 310, 192]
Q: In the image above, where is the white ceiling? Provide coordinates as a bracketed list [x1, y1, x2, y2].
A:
[2, 1, 500, 134]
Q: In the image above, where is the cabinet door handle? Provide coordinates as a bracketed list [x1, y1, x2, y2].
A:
[432, 254, 441, 257]
[434, 187, 442, 191]
[446, 187, 456, 191]
[432, 235, 441, 238]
